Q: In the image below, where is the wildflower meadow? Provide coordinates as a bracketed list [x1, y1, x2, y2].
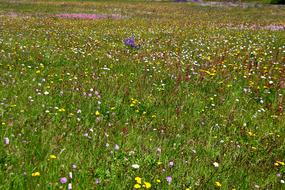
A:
[0, 0, 285, 189]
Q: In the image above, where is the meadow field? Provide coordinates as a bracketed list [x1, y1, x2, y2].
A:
[0, 0, 285, 189]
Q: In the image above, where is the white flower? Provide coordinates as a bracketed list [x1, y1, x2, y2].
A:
[68, 183, 72, 190]
[213, 162, 219, 168]
[131, 164, 140, 169]
[114, 144, 120, 150]
[69, 172, 73, 179]
[4, 137, 9, 145]
[281, 180, 285, 184]
[44, 91, 49, 95]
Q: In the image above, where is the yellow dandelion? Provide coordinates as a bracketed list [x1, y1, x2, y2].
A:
[135, 177, 142, 184]
[156, 179, 161, 183]
[32, 172, 40, 177]
[95, 111, 100, 116]
[248, 131, 256, 137]
[215, 181, 222, 187]
[134, 184, 141, 189]
[58, 108, 65, 112]
[143, 182, 151, 189]
[49, 155, 57, 159]
[277, 161, 285, 166]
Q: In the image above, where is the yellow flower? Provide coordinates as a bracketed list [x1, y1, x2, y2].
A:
[215, 181, 222, 187]
[58, 108, 65, 112]
[49, 155, 57, 159]
[143, 182, 151, 189]
[95, 111, 100, 116]
[277, 161, 285, 166]
[32, 172, 40, 177]
[134, 184, 141, 189]
[156, 179, 161, 183]
[186, 188, 191, 190]
[135, 177, 142, 184]
[247, 131, 256, 137]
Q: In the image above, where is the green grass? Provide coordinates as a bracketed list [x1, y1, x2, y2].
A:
[0, 0, 285, 189]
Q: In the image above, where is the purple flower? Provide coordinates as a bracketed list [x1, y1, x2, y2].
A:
[60, 177, 68, 184]
[166, 176, 172, 184]
[95, 178, 100, 184]
[124, 37, 139, 49]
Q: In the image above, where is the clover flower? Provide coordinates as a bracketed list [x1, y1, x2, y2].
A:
[166, 176, 172, 184]
[132, 164, 140, 169]
[60, 177, 67, 184]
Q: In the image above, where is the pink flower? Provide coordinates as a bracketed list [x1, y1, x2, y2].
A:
[166, 176, 172, 184]
[60, 177, 67, 184]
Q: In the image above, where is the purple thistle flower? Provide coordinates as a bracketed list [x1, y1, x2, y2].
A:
[60, 177, 68, 184]
[166, 176, 172, 184]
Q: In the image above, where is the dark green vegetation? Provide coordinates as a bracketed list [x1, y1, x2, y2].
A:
[0, 0, 285, 189]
